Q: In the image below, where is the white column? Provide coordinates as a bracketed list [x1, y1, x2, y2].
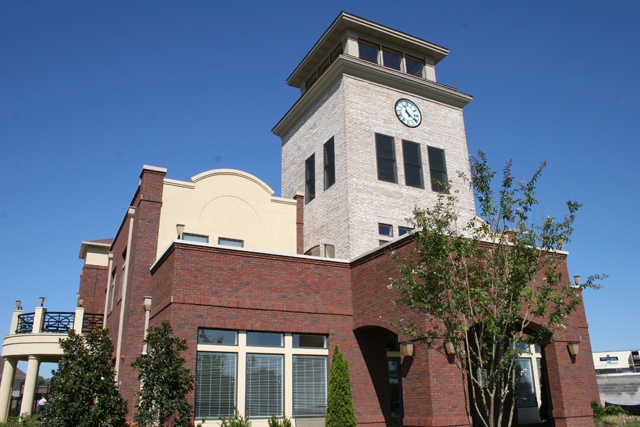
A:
[0, 358, 17, 422]
[33, 306, 45, 333]
[9, 308, 22, 335]
[73, 306, 85, 332]
[20, 356, 40, 416]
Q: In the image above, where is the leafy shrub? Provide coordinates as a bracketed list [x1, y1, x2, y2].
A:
[0, 414, 42, 427]
[267, 414, 292, 427]
[592, 401, 628, 419]
[219, 408, 251, 427]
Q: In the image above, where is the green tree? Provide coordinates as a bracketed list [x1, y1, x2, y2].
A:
[325, 346, 357, 427]
[132, 320, 194, 427]
[391, 152, 604, 427]
[43, 328, 127, 427]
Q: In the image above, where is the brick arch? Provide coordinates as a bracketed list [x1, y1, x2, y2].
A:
[353, 318, 410, 343]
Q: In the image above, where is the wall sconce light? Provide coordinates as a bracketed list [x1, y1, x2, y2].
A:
[445, 341, 456, 356]
[573, 275, 581, 287]
[400, 342, 415, 357]
[39, 297, 45, 307]
[176, 224, 185, 239]
[78, 298, 84, 308]
[143, 296, 152, 312]
[15, 300, 21, 310]
[568, 342, 580, 356]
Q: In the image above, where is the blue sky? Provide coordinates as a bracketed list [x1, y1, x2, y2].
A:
[1, 1, 638, 370]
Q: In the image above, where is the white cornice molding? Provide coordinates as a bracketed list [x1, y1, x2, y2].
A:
[273, 55, 472, 139]
[190, 168, 274, 195]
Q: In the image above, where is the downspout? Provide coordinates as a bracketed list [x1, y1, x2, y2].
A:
[103, 252, 113, 328]
[115, 207, 135, 382]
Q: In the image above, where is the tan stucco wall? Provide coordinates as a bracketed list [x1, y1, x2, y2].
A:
[156, 169, 297, 259]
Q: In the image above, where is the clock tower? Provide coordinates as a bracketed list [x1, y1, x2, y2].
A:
[273, 12, 475, 259]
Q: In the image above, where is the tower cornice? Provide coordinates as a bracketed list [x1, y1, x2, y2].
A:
[273, 54, 472, 139]
[287, 11, 449, 89]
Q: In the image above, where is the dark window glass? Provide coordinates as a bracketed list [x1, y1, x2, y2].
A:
[318, 57, 330, 77]
[305, 154, 315, 203]
[376, 134, 397, 183]
[358, 40, 379, 64]
[379, 223, 393, 237]
[246, 354, 283, 416]
[402, 140, 423, 188]
[515, 358, 537, 408]
[398, 227, 413, 236]
[293, 334, 327, 348]
[405, 55, 424, 77]
[385, 338, 399, 352]
[306, 73, 318, 90]
[195, 352, 237, 418]
[246, 331, 283, 347]
[324, 138, 335, 190]
[382, 47, 402, 70]
[427, 146, 448, 192]
[330, 44, 343, 62]
[387, 358, 404, 422]
[218, 237, 243, 248]
[183, 233, 209, 243]
[198, 329, 238, 345]
[293, 356, 327, 417]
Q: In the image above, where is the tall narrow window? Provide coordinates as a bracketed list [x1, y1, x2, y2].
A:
[293, 356, 327, 417]
[358, 39, 379, 64]
[324, 138, 335, 190]
[402, 140, 423, 188]
[376, 134, 397, 183]
[427, 146, 448, 192]
[195, 352, 237, 419]
[305, 154, 315, 203]
[109, 269, 116, 310]
[246, 354, 283, 417]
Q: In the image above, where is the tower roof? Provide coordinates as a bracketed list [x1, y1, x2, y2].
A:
[286, 11, 449, 89]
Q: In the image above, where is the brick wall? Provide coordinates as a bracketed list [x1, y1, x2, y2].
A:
[78, 264, 107, 314]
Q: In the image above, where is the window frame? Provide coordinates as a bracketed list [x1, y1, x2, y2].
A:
[324, 138, 335, 190]
[402, 140, 424, 189]
[195, 352, 238, 419]
[358, 39, 380, 64]
[195, 331, 329, 421]
[305, 154, 316, 203]
[427, 146, 448, 193]
[218, 237, 244, 248]
[183, 233, 209, 243]
[375, 133, 397, 183]
[382, 46, 402, 71]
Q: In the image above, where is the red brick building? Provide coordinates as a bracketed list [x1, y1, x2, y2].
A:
[73, 12, 599, 427]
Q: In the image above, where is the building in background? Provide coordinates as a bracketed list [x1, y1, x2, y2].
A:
[1, 12, 600, 427]
[593, 350, 640, 407]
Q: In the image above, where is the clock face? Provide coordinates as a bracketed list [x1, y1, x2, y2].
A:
[395, 98, 422, 128]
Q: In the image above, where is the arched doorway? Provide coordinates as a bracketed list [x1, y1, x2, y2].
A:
[353, 326, 405, 427]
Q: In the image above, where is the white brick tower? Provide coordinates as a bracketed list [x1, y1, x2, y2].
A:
[273, 12, 476, 260]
